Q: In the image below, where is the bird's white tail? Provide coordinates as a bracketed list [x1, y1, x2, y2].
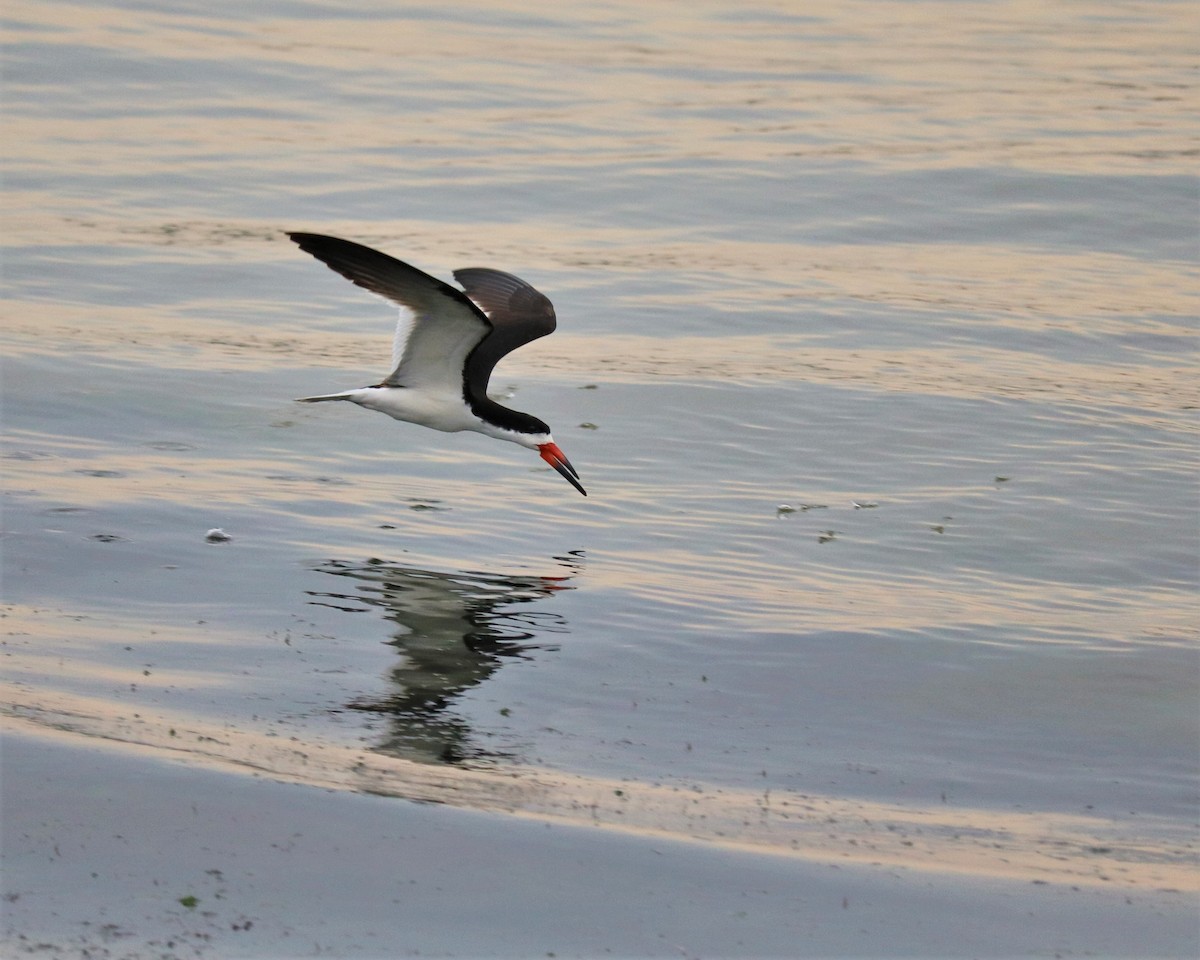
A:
[295, 390, 358, 403]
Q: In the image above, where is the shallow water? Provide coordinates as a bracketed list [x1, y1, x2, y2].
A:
[3, 0, 1198, 947]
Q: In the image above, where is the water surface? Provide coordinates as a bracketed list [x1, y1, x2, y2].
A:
[3, 0, 1198, 951]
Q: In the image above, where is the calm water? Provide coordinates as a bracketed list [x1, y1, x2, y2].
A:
[3, 0, 1198, 895]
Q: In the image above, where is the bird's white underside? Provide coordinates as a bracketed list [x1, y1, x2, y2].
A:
[299, 386, 553, 451]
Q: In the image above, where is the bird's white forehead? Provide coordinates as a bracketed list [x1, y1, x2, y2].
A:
[492, 427, 552, 450]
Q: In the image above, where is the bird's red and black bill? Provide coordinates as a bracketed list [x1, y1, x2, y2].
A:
[538, 443, 586, 497]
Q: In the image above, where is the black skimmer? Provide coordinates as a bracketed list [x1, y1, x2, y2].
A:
[289, 233, 586, 496]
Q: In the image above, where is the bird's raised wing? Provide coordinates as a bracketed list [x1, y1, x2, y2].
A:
[452, 268, 556, 339]
[452, 267, 557, 405]
[288, 233, 490, 390]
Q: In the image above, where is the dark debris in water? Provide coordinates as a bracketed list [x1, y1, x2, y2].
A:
[776, 502, 829, 517]
[265, 474, 349, 485]
[88, 533, 130, 543]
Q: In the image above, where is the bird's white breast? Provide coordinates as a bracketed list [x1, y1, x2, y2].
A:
[348, 386, 544, 451]
[351, 386, 548, 449]
[355, 386, 475, 431]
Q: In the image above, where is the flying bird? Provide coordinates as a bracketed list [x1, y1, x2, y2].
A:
[288, 233, 586, 496]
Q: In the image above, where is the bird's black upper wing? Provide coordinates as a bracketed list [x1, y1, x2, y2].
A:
[289, 233, 491, 389]
[452, 267, 557, 408]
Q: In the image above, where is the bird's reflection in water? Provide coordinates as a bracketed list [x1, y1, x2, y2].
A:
[307, 554, 581, 765]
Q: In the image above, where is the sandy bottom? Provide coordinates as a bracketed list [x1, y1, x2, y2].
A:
[3, 727, 1196, 959]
